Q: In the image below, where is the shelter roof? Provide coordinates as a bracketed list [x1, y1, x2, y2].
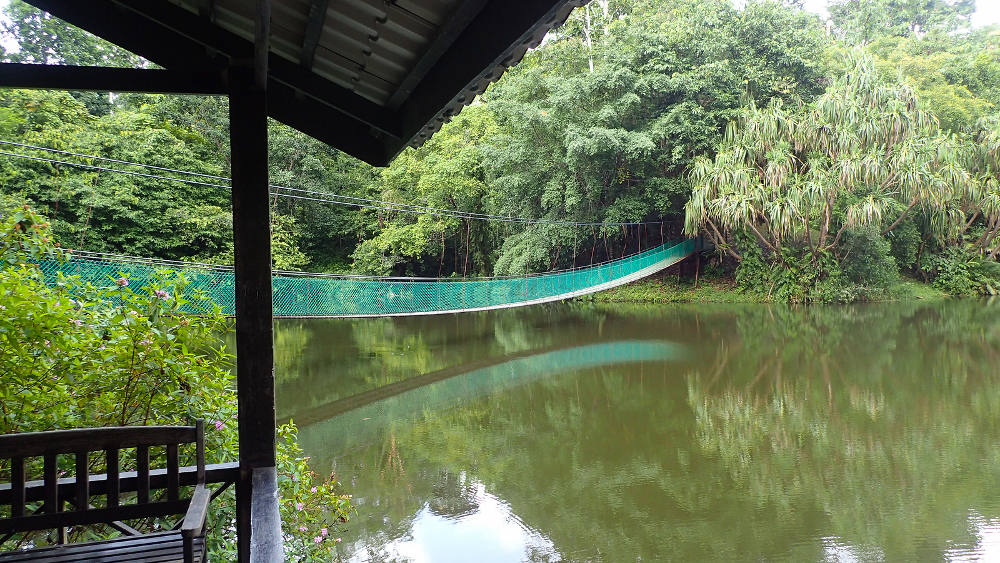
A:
[25, 0, 582, 165]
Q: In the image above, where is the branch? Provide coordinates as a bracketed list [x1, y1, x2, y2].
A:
[882, 196, 919, 235]
[960, 210, 979, 236]
[705, 218, 741, 261]
[747, 220, 778, 254]
[828, 222, 849, 250]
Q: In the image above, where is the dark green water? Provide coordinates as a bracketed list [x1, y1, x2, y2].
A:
[273, 300, 1000, 562]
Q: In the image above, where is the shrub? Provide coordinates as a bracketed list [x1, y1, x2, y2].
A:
[929, 247, 1000, 296]
[838, 228, 899, 300]
[0, 206, 353, 559]
[886, 219, 921, 272]
[735, 243, 844, 303]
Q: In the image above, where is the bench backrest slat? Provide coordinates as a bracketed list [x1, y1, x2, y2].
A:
[136, 445, 150, 505]
[75, 452, 89, 512]
[166, 444, 179, 502]
[106, 448, 120, 509]
[43, 454, 57, 515]
[195, 423, 205, 485]
[10, 457, 24, 518]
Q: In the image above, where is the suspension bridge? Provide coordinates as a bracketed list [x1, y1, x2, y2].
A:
[6, 140, 702, 317]
[35, 238, 700, 318]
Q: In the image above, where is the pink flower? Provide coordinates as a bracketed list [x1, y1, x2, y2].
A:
[296, 502, 304, 511]
[116, 277, 129, 287]
[214, 420, 226, 431]
[313, 536, 323, 544]
[154, 289, 170, 300]
[70, 319, 83, 327]
[321, 527, 328, 537]
[310, 487, 317, 493]
[298, 526, 307, 532]
[335, 538, 342, 543]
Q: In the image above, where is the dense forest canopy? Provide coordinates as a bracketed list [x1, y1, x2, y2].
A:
[1, 0, 999, 300]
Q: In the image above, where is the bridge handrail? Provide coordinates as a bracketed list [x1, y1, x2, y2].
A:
[32, 239, 700, 317]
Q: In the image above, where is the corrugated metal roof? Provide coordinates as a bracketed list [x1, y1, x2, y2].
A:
[25, 0, 583, 165]
[164, 0, 582, 149]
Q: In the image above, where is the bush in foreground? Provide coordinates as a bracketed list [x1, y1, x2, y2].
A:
[0, 206, 352, 560]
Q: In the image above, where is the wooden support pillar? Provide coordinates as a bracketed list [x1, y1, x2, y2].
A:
[231, 1, 276, 561]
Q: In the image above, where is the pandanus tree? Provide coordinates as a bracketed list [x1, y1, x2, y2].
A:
[684, 50, 974, 267]
[967, 115, 1000, 257]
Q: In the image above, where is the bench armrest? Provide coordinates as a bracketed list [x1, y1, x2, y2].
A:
[180, 484, 211, 539]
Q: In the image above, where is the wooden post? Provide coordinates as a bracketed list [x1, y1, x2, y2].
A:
[231, 2, 275, 560]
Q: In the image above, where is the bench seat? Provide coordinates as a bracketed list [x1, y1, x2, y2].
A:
[0, 531, 204, 562]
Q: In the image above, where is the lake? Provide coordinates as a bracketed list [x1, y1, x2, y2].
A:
[273, 300, 1000, 562]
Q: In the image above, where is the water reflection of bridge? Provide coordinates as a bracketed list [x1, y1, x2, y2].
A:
[287, 340, 686, 452]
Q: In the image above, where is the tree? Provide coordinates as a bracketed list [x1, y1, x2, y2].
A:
[684, 51, 973, 298]
[350, 104, 495, 276]
[2, 1, 147, 115]
[484, 0, 831, 275]
[828, 0, 975, 45]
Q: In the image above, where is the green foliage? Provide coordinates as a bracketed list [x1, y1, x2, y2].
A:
[928, 247, 1000, 295]
[0, 206, 353, 557]
[868, 33, 998, 132]
[483, 0, 830, 272]
[685, 49, 988, 299]
[735, 244, 844, 303]
[350, 105, 495, 276]
[886, 218, 922, 271]
[270, 214, 309, 271]
[828, 0, 975, 45]
[276, 424, 354, 560]
[838, 228, 899, 292]
[1, 0, 998, 302]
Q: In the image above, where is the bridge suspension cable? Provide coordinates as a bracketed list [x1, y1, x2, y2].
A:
[0, 139, 663, 227]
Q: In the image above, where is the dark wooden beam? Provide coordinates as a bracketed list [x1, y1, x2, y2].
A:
[300, 0, 330, 70]
[108, 0, 401, 138]
[249, 466, 282, 561]
[0, 63, 226, 94]
[396, 0, 572, 149]
[23, 0, 223, 72]
[230, 2, 276, 560]
[197, 0, 215, 21]
[24, 0, 399, 164]
[267, 80, 388, 165]
[385, 0, 489, 110]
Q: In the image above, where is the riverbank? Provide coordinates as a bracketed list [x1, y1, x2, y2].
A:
[586, 274, 949, 304]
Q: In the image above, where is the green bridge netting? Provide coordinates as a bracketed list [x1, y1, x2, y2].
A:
[35, 239, 698, 317]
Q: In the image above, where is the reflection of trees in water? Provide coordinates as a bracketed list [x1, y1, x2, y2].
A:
[330, 301, 1000, 561]
[688, 299, 1000, 560]
[428, 471, 480, 518]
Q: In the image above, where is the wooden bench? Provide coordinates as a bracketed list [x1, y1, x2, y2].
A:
[0, 422, 214, 562]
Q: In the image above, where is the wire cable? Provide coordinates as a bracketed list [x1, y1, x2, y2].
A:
[1, 140, 663, 227]
[0, 139, 231, 181]
[66, 243, 676, 281]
